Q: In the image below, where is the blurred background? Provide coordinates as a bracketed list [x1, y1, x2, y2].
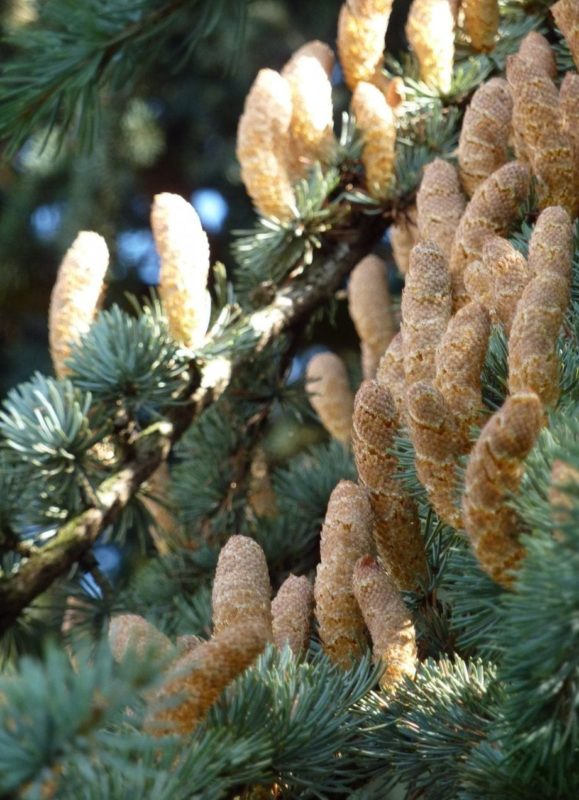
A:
[0, 0, 410, 398]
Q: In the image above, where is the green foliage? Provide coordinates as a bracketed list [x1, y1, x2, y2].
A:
[68, 301, 189, 419]
[0, 0, 249, 155]
[356, 658, 501, 800]
[0, 374, 106, 527]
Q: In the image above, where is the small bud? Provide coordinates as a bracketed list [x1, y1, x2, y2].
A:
[401, 242, 452, 386]
[151, 193, 211, 349]
[352, 380, 428, 589]
[353, 555, 417, 692]
[155, 622, 266, 734]
[108, 614, 173, 662]
[462, 392, 544, 586]
[306, 352, 354, 443]
[48, 232, 109, 377]
[449, 161, 531, 308]
[406, 381, 462, 528]
[352, 82, 396, 197]
[458, 79, 513, 197]
[376, 332, 407, 422]
[348, 255, 395, 379]
[462, 0, 499, 53]
[406, 0, 455, 94]
[212, 535, 272, 640]
[416, 159, 466, 258]
[483, 236, 531, 334]
[434, 302, 490, 448]
[272, 574, 314, 656]
[248, 447, 278, 519]
[390, 206, 418, 275]
[507, 56, 576, 216]
[314, 480, 374, 667]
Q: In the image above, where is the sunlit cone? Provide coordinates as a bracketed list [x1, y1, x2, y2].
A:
[353, 555, 417, 692]
[518, 31, 557, 78]
[151, 192, 211, 349]
[306, 351, 354, 443]
[212, 535, 272, 640]
[352, 380, 428, 589]
[462, 0, 499, 53]
[314, 480, 374, 667]
[552, 0, 579, 71]
[462, 392, 544, 586]
[416, 159, 466, 257]
[458, 78, 513, 197]
[406, 381, 462, 528]
[337, 1, 393, 92]
[527, 205, 573, 286]
[282, 40, 334, 78]
[272, 574, 314, 656]
[236, 68, 296, 220]
[351, 81, 396, 198]
[48, 231, 109, 378]
[434, 302, 490, 449]
[406, 0, 455, 94]
[348, 255, 395, 379]
[282, 43, 337, 172]
[449, 160, 531, 308]
[401, 241, 452, 385]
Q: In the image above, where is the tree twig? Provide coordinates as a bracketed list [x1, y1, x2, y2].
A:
[0, 212, 386, 633]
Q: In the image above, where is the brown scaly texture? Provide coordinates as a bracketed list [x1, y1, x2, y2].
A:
[508, 206, 573, 406]
[463, 260, 494, 317]
[376, 332, 407, 423]
[458, 78, 513, 197]
[348, 255, 395, 379]
[211, 535, 272, 640]
[108, 614, 173, 662]
[506, 55, 576, 216]
[154, 622, 266, 734]
[518, 31, 557, 79]
[337, 1, 393, 92]
[552, 0, 579, 71]
[353, 555, 417, 692]
[236, 69, 296, 221]
[406, 0, 455, 94]
[416, 159, 466, 258]
[151, 193, 211, 349]
[351, 81, 396, 198]
[314, 480, 375, 667]
[462, 0, 499, 52]
[483, 236, 531, 334]
[558, 74, 579, 215]
[48, 231, 109, 377]
[462, 392, 544, 586]
[281, 43, 337, 171]
[449, 160, 531, 308]
[142, 462, 179, 555]
[401, 241, 452, 385]
[390, 206, 418, 275]
[352, 380, 428, 590]
[406, 381, 462, 528]
[271, 574, 314, 656]
[434, 302, 490, 448]
[306, 351, 354, 443]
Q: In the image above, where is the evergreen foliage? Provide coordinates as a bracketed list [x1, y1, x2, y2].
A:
[0, 1, 578, 798]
